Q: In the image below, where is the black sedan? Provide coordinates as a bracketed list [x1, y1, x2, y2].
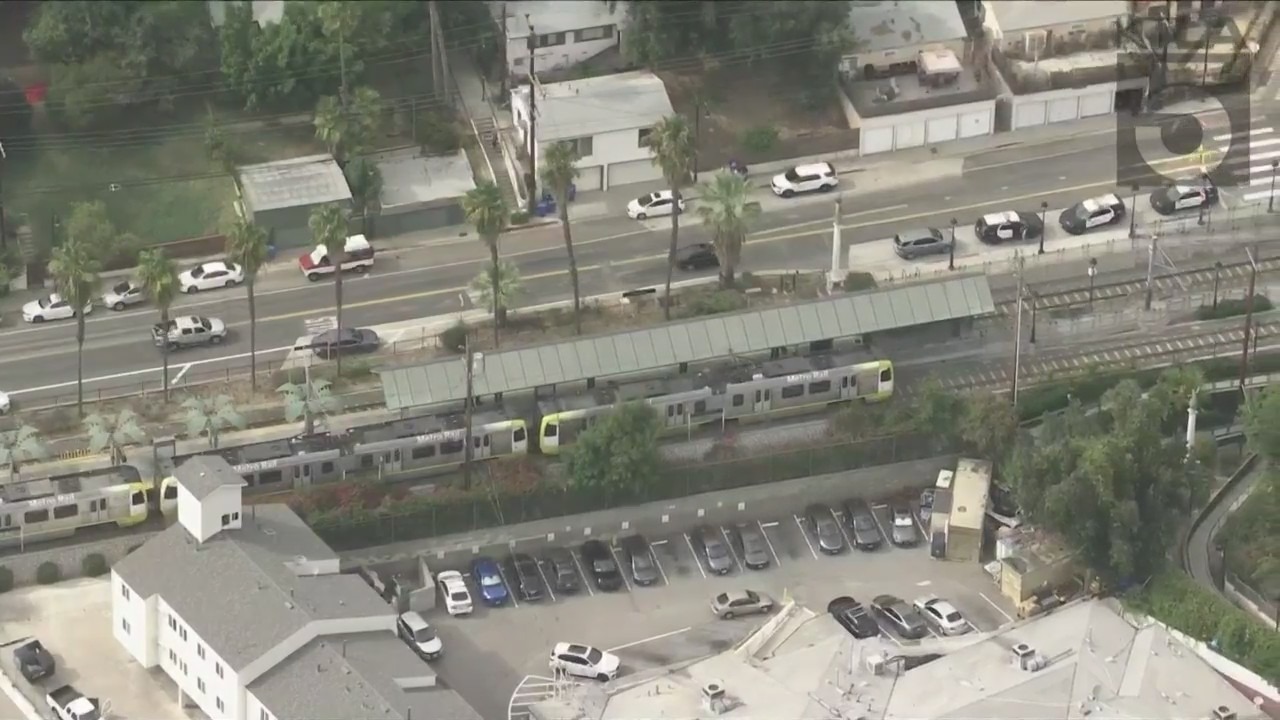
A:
[13, 639, 55, 682]
[311, 327, 381, 360]
[506, 552, 546, 601]
[827, 596, 880, 639]
[735, 522, 772, 570]
[543, 548, 581, 594]
[842, 499, 883, 551]
[806, 503, 845, 555]
[974, 210, 1043, 244]
[620, 534, 660, 586]
[581, 539, 623, 591]
[675, 243, 719, 271]
[1149, 181, 1218, 215]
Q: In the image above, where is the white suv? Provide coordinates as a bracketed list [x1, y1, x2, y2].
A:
[549, 642, 620, 681]
[437, 570, 473, 616]
[771, 162, 838, 198]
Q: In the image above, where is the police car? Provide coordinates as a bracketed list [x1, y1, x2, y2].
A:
[1149, 180, 1218, 216]
[1058, 194, 1126, 235]
[974, 210, 1043, 245]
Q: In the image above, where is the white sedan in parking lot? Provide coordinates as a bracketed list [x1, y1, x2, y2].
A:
[913, 596, 969, 635]
[437, 570, 473, 616]
[179, 261, 244, 293]
[22, 293, 93, 323]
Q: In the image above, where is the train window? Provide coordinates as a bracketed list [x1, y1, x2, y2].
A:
[513, 427, 527, 442]
[394, 450, 401, 462]
[809, 380, 831, 394]
[842, 376, 850, 388]
[321, 462, 334, 474]
[880, 367, 893, 382]
[694, 400, 707, 414]
[666, 405, 674, 417]
[412, 445, 436, 460]
[163, 484, 178, 500]
[544, 423, 558, 438]
[473, 436, 482, 448]
[130, 491, 145, 505]
[1, 515, 9, 528]
[754, 390, 761, 403]
[780, 384, 804, 399]
[53, 504, 78, 520]
[259, 470, 284, 485]
[24, 509, 49, 524]
[441, 439, 464, 454]
[732, 394, 744, 407]
[484, 435, 491, 447]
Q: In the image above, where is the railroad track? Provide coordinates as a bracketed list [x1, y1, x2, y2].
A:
[991, 255, 1280, 317]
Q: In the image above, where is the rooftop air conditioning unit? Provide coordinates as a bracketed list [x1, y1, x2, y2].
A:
[1213, 706, 1237, 720]
[702, 682, 728, 715]
[866, 654, 886, 675]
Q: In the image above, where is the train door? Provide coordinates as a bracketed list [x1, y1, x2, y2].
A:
[753, 388, 773, 413]
[473, 434, 492, 460]
[840, 374, 855, 401]
[663, 401, 687, 429]
[294, 464, 312, 489]
[85, 497, 108, 525]
[384, 449, 403, 473]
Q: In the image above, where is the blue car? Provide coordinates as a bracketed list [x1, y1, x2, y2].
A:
[470, 556, 508, 606]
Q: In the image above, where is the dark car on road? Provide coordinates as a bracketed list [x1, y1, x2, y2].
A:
[827, 596, 880, 639]
[620, 534, 660, 586]
[806, 503, 845, 554]
[506, 553, 546, 602]
[675, 243, 719, 271]
[842, 500, 883, 551]
[581, 539, 624, 591]
[311, 327, 381, 360]
[696, 525, 734, 574]
[872, 594, 929, 639]
[13, 639, 55, 682]
[543, 548, 581, 594]
[974, 210, 1043, 244]
[735, 523, 772, 570]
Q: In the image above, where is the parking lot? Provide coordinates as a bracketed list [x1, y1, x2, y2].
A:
[385, 493, 1017, 720]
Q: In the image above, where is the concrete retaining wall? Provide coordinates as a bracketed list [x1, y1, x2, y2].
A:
[0, 532, 159, 588]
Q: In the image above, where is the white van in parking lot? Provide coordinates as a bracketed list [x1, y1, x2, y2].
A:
[299, 234, 375, 281]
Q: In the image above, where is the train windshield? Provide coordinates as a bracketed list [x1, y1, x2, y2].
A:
[130, 491, 145, 506]
[544, 423, 558, 437]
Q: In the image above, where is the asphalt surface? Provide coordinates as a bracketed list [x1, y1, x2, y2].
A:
[1186, 460, 1267, 596]
[0, 104, 1265, 407]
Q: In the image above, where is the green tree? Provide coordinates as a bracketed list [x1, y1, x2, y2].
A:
[1244, 385, 1280, 462]
[309, 203, 350, 373]
[182, 395, 246, 449]
[225, 219, 270, 391]
[205, 113, 240, 191]
[695, 171, 759, 288]
[63, 200, 118, 265]
[344, 157, 383, 236]
[462, 182, 509, 347]
[47, 58, 143, 130]
[278, 379, 343, 436]
[49, 238, 101, 417]
[540, 141, 584, 335]
[565, 403, 662, 501]
[0, 423, 48, 478]
[959, 391, 1019, 462]
[646, 115, 695, 320]
[314, 86, 383, 164]
[84, 409, 147, 465]
[135, 248, 179, 398]
[469, 261, 522, 319]
[900, 376, 964, 449]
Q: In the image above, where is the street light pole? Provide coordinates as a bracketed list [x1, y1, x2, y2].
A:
[1239, 246, 1259, 388]
[1270, 160, 1278, 213]
[1129, 183, 1139, 239]
[1029, 289, 1038, 344]
[692, 93, 701, 183]
[462, 332, 476, 491]
[948, 218, 957, 271]
[1212, 260, 1223, 312]
[1011, 257, 1026, 406]
[1088, 258, 1097, 308]
[1144, 234, 1159, 311]
[1038, 201, 1048, 255]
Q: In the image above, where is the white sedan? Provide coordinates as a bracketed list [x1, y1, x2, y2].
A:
[549, 642, 620, 681]
[436, 570, 473, 616]
[626, 190, 685, 220]
[913, 596, 970, 636]
[22, 293, 93, 323]
[179, 261, 244, 294]
[0, 390, 10, 415]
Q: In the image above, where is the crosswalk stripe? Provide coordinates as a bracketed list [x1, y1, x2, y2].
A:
[1243, 137, 1280, 149]
[1215, 127, 1273, 142]
[1242, 190, 1277, 202]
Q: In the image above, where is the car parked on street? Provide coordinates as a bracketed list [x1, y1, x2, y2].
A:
[152, 315, 227, 350]
[842, 500, 883, 551]
[179, 261, 244, 293]
[827, 596, 880, 639]
[1149, 180, 1218, 215]
[397, 611, 443, 660]
[771, 162, 838, 198]
[871, 594, 929, 639]
[974, 210, 1043, 244]
[436, 570, 473, 616]
[310, 327, 380, 360]
[913, 596, 970, 636]
[735, 523, 772, 570]
[626, 190, 685, 220]
[22, 293, 92, 323]
[470, 556, 509, 606]
[102, 280, 146, 311]
[675, 242, 719, 271]
[892, 228, 951, 260]
[1059, 194, 1125, 234]
[710, 589, 775, 619]
[549, 643, 620, 681]
[620, 534, 660, 586]
[506, 553, 546, 602]
[543, 548, 581, 594]
[581, 539, 624, 591]
[806, 503, 845, 554]
[696, 525, 734, 574]
[13, 638, 56, 682]
[891, 506, 918, 547]
[299, 234, 375, 281]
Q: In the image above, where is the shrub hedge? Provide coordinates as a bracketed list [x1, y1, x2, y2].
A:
[35, 561, 61, 585]
[1195, 295, 1272, 321]
[81, 553, 108, 577]
[0, 567, 13, 593]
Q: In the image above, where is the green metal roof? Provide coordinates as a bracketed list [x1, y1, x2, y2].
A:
[379, 275, 995, 411]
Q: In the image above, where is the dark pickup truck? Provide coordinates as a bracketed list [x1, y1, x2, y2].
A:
[13, 638, 55, 681]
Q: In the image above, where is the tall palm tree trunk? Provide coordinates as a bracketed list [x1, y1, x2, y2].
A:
[160, 307, 171, 399]
[334, 272, 344, 377]
[248, 281, 259, 391]
[75, 315, 86, 417]
[663, 199, 681, 321]
[489, 239, 501, 347]
[560, 204, 582, 335]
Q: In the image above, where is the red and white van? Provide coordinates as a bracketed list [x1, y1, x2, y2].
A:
[299, 234, 375, 281]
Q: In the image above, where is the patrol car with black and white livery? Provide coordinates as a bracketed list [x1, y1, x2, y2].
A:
[1058, 194, 1126, 235]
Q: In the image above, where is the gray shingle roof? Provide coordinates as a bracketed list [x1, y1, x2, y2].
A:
[520, 71, 674, 142]
[239, 154, 352, 214]
[988, 0, 1129, 34]
[380, 275, 994, 410]
[174, 455, 246, 500]
[848, 0, 969, 53]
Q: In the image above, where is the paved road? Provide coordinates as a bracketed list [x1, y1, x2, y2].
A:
[0, 104, 1262, 407]
[1186, 459, 1266, 594]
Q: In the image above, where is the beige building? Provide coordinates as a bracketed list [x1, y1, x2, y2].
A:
[842, 0, 971, 79]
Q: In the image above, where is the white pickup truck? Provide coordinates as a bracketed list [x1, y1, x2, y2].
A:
[46, 685, 102, 720]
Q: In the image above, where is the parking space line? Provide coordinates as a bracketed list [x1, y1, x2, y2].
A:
[980, 592, 1015, 623]
[571, 551, 596, 597]
[793, 514, 820, 560]
[870, 503, 892, 545]
[606, 626, 693, 653]
[758, 521, 783, 567]
[683, 533, 708, 578]
[533, 559, 557, 603]
[608, 544, 634, 591]
[496, 565, 520, 608]
[649, 540, 671, 586]
[833, 510, 856, 550]
[720, 526, 745, 570]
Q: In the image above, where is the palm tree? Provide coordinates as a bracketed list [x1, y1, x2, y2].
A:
[182, 394, 246, 449]
[696, 171, 759, 288]
[278, 379, 343, 436]
[309, 203, 350, 374]
[645, 115, 696, 320]
[225, 218, 269, 391]
[462, 182, 509, 347]
[135, 248, 179, 398]
[539, 141, 583, 334]
[0, 423, 48, 479]
[84, 409, 147, 465]
[314, 87, 383, 165]
[49, 238, 102, 417]
[469, 261, 522, 318]
[345, 157, 383, 237]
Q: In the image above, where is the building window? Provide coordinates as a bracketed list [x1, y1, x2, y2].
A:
[216, 698, 225, 713]
[179, 627, 188, 642]
[260, 710, 272, 720]
[215, 663, 224, 679]
[569, 136, 593, 157]
[197, 645, 205, 660]
[121, 619, 130, 634]
[197, 678, 205, 693]
[221, 513, 231, 527]
[168, 649, 177, 664]
[574, 25, 612, 42]
[121, 585, 130, 600]
[233, 512, 240, 521]
[180, 660, 188, 676]
[638, 127, 652, 147]
[513, 57, 526, 67]
[535, 31, 566, 48]
[168, 615, 176, 631]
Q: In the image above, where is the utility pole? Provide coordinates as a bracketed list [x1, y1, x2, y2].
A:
[1239, 246, 1260, 388]
[437, 2, 452, 109]
[827, 196, 842, 293]
[526, 19, 538, 214]
[0, 141, 7, 252]
[428, 1, 443, 100]
[463, 331, 476, 490]
[1144, 234, 1159, 311]
[1011, 257, 1026, 406]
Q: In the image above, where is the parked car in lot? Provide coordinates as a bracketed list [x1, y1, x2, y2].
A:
[735, 522, 772, 570]
[310, 327, 381, 360]
[1059, 194, 1125, 234]
[675, 242, 719, 271]
[771, 161, 838, 198]
[892, 228, 951, 260]
[696, 525, 734, 574]
[179, 261, 244, 293]
[543, 548, 581, 594]
[299, 234, 375, 281]
[827, 596, 880, 639]
[913, 596, 970, 636]
[13, 638, 56, 681]
[0, 389, 10, 415]
[102, 280, 145, 310]
[974, 210, 1043, 244]
[549, 643, 620, 681]
[23, 293, 92, 323]
[397, 611, 443, 660]
[1149, 180, 1218, 215]
[436, 570, 473, 616]
[470, 556, 509, 606]
[871, 594, 929, 639]
[710, 589, 775, 619]
[806, 503, 845, 554]
[626, 190, 685, 220]
[581, 539, 624, 591]
[620, 534, 659, 586]
[891, 506, 918, 547]
[152, 315, 227, 350]
[842, 500, 883, 551]
[506, 552, 546, 601]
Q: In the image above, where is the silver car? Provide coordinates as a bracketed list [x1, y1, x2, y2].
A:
[102, 280, 146, 311]
[710, 589, 775, 619]
[891, 506, 918, 547]
[696, 526, 734, 575]
[735, 523, 771, 570]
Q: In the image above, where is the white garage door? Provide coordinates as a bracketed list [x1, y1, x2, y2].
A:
[606, 159, 660, 188]
[1014, 100, 1047, 129]
[1048, 97, 1079, 124]
[573, 165, 603, 192]
[926, 115, 959, 144]
[862, 127, 895, 155]
[1079, 91, 1112, 117]
[959, 109, 993, 138]
[895, 120, 926, 150]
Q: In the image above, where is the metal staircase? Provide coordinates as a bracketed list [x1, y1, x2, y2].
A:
[471, 116, 521, 209]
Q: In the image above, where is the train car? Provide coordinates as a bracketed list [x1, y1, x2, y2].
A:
[222, 434, 347, 494]
[350, 411, 528, 481]
[157, 476, 180, 519]
[0, 465, 149, 548]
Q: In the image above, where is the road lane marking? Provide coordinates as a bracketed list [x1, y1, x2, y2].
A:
[683, 533, 707, 579]
[648, 539, 671, 586]
[758, 520, 784, 568]
[570, 550, 595, 597]
[870, 503, 894, 546]
[980, 592, 1015, 623]
[533, 558, 557, 603]
[171, 363, 193, 385]
[793, 514, 820, 560]
[606, 626, 693, 653]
